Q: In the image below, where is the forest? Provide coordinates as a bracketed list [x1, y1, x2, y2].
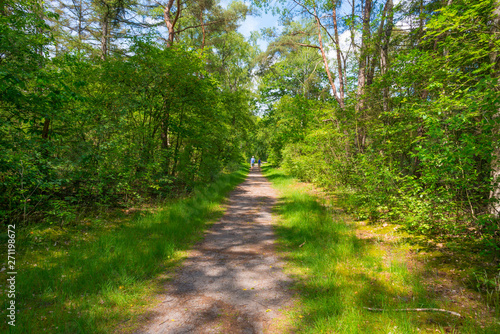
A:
[250, 0, 500, 254]
[2, 0, 499, 251]
[1, 0, 258, 225]
[1, 0, 499, 332]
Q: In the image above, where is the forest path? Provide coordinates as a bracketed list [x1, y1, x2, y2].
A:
[135, 167, 295, 334]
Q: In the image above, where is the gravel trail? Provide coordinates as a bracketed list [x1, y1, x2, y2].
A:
[134, 167, 295, 334]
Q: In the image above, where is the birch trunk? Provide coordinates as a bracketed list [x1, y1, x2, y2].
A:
[331, 0, 345, 109]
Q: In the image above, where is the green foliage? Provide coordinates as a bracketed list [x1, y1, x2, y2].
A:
[1, 24, 254, 224]
[0, 166, 247, 333]
[255, 0, 500, 255]
[361, 0, 500, 241]
[470, 270, 500, 310]
[263, 165, 500, 333]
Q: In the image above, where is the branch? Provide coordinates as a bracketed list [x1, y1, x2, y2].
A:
[172, 0, 181, 28]
[165, 0, 175, 12]
[290, 30, 308, 36]
[296, 43, 320, 49]
[153, 0, 165, 9]
[291, 0, 337, 44]
[313, 7, 341, 106]
[174, 18, 227, 34]
[363, 307, 461, 317]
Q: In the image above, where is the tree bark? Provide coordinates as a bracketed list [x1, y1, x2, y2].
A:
[355, 0, 373, 152]
[76, 0, 84, 49]
[350, 0, 357, 59]
[489, 0, 500, 69]
[161, 108, 170, 149]
[41, 118, 50, 139]
[100, 5, 109, 60]
[200, 10, 206, 50]
[489, 0, 500, 215]
[380, 0, 394, 112]
[314, 8, 341, 107]
[170, 106, 185, 176]
[164, 0, 181, 47]
[356, 0, 372, 109]
[331, 0, 345, 109]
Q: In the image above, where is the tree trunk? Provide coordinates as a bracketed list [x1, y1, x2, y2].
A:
[380, 0, 394, 112]
[370, 0, 391, 87]
[200, 10, 206, 50]
[355, 0, 373, 152]
[331, 0, 345, 109]
[161, 121, 170, 149]
[164, 0, 181, 47]
[489, 0, 500, 215]
[356, 0, 373, 108]
[314, 8, 341, 107]
[350, 0, 357, 59]
[170, 107, 184, 176]
[367, 56, 375, 86]
[161, 97, 171, 173]
[100, 6, 109, 60]
[78, 0, 83, 48]
[171, 135, 182, 177]
[41, 118, 50, 139]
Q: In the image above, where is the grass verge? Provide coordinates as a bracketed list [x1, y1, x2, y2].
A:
[0, 166, 247, 333]
[262, 165, 500, 334]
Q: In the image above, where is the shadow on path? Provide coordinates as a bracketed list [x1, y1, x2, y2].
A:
[135, 168, 295, 334]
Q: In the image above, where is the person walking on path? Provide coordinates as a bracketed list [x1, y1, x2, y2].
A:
[134, 163, 294, 333]
[250, 156, 255, 170]
[258, 158, 261, 169]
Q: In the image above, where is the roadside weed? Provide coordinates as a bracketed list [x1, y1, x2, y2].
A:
[263, 165, 500, 334]
[0, 167, 247, 333]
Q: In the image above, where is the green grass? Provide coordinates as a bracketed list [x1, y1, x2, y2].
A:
[0, 166, 247, 334]
[262, 165, 500, 334]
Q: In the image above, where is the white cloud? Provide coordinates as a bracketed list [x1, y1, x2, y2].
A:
[238, 15, 260, 38]
[324, 29, 359, 64]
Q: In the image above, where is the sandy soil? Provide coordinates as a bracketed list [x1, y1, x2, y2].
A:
[134, 167, 295, 334]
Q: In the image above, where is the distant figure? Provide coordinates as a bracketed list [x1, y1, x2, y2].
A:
[258, 158, 261, 168]
[250, 156, 255, 170]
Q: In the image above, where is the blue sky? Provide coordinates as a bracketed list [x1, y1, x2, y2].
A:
[220, 0, 279, 50]
[219, 0, 359, 52]
[220, 0, 407, 52]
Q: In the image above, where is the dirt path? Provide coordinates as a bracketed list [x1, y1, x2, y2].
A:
[135, 168, 295, 334]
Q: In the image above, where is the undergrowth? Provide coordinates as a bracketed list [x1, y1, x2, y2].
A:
[262, 165, 500, 334]
[0, 166, 247, 333]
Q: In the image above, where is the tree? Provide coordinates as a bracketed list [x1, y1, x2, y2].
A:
[253, 0, 500, 251]
[1, 0, 257, 225]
